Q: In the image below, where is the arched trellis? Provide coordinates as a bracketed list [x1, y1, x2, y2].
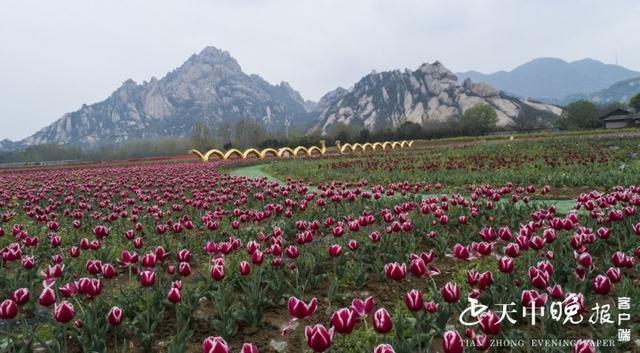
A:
[335, 140, 414, 155]
[189, 140, 328, 162]
[190, 139, 412, 161]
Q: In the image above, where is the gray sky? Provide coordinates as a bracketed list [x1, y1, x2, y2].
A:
[1, 0, 638, 140]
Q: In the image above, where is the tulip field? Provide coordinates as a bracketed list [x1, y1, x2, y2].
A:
[1, 133, 640, 353]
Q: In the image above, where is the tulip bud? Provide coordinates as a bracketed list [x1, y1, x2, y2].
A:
[167, 287, 182, 303]
[241, 343, 259, 353]
[442, 330, 463, 353]
[54, 301, 75, 323]
[498, 257, 514, 273]
[573, 339, 595, 353]
[288, 297, 317, 320]
[139, 270, 156, 287]
[404, 289, 424, 312]
[330, 308, 357, 334]
[211, 265, 225, 281]
[441, 282, 460, 303]
[384, 262, 406, 281]
[203, 336, 229, 353]
[373, 344, 395, 353]
[107, 306, 124, 326]
[239, 261, 251, 276]
[372, 308, 392, 334]
[0, 299, 18, 320]
[39, 287, 56, 307]
[304, 324, 334, 352]
[478, 311, 501, 335]
[592, 274, 612, 295]
[11, 288, 30, 306]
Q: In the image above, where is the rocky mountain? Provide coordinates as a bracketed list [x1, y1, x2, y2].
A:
[312, 61, 561, 135]
[562, 77, 640, 105]
[457, 58, 640, 101]
[18, 47, 314, 147]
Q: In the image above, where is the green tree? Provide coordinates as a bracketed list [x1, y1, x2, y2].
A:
[557, 100, 600, 130]
[630, 92, 640, 112]
[191, 121, 214, 150]
[358, 128, 371, 142]
[460, 104, 498, 135]
[396, 121, 423, 139]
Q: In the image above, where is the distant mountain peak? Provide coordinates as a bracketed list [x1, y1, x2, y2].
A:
[313, 61, 560, 135]
[457, 57, 640, 100]
[13, 46, 313, 147]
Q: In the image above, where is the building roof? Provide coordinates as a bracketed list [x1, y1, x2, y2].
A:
[599, 108, 633, 120]
[602, 113, 640, 122]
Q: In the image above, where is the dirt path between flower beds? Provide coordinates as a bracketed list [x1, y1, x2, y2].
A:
[227, 164, 578, 215]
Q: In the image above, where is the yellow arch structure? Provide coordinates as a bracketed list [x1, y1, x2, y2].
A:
[260, 148, 279, 158]
[205, 150, 224, 161]
[190, 139, 414, 162]
[224, 149, 244, 160]
[242, 148, 262, 159]
[293, 146, 311, 156]
[277, 147, 295, 158]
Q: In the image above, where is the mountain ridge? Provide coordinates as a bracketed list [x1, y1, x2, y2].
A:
[457, 57, 640, 101]
[2, 48, 563, 150]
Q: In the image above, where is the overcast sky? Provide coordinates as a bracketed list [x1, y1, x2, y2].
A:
[1, 0, 638, 140]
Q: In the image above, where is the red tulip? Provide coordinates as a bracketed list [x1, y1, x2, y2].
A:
[77, 277, 103, 298]
[11, 288, 30, 306]
[547, 284, 564, 299]
[203, 336, 229, 353]
[54, 301, 75, 323]
[285, 245, 299, 259]
[328, 244, 342, 257]
[241, 343, 259, 353]
[168, 287, 182, 303]
[179, 262, 192, 276]
[139, 270, 156, 287]
[498, 257, 514, 273]
[441, 282, 460, 303]
[102, 264, 117, 279]
[409, 258, 426, 277]
[478, 311, 501, 335]
[528, 267, 550, 289]
[288, 297, 317, 319]
[330, 308, 357, 334]
[211, 265, 225, 281]
[177, 249, 191, 262]
[477, 271, 494, 290]
[384, 262, 406, 281]
[424, 300, 438, 313]
[404, 289, 424, 312]
[350, 296, 375, 318]
[372, 308, 392, 334]
[107, 306, 124, 326]
[633, 223, 640, 235]
[592, 275, 612, 295]
[474, 334, 489, 351]
[373, 344, 395, 353]
[606, 267, 621, 283]
[305, 324, 334, 352]
[239, 261, 251, 276]
[0, 299, 18, 320]
[39, 287, 56, 307]
[573, 339, 595, 353]
[521, 289, 548, 308]
[442, 330, 464, 353]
